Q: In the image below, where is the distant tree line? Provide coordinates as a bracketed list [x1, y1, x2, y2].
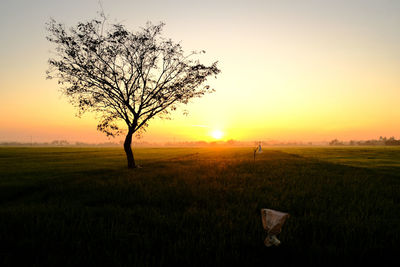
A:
[2, 137, 399, 147]
[0, 140, 123, 147]
[0, 139, 312, 147]
[330, 136, 400, 146]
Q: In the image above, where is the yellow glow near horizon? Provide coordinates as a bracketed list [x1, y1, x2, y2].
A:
[1, 1, 400, 143]
[211, 130, 224, 140]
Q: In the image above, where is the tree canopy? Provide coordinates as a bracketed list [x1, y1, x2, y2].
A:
[46, 16, 220, 167]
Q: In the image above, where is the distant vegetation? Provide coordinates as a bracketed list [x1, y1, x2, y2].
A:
[330, 136, 400, 146]
[0, 140, 123, 147]
[2, 136, 400, 147]
[0, 139, 313, 147]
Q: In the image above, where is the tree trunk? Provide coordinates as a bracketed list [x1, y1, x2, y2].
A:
[124, 131, 136, 168]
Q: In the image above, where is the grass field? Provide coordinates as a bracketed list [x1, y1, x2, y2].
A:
[1, 146, 400, 266]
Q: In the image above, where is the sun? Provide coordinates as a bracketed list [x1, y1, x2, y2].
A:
[211, 129, 224, 140]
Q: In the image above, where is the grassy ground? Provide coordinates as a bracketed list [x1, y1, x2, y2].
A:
[278, 146, 400, 174]
[0, 146, 399, 266]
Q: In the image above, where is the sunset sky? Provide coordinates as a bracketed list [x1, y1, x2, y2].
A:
[0, 0, 399, 144]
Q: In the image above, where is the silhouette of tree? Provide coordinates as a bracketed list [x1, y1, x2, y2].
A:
[329, 139, 344, 146]
[46, 16, 220, 168]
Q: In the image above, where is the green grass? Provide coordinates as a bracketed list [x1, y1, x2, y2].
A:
[278, 146, 400, 174]
[0, 147, 399, 266]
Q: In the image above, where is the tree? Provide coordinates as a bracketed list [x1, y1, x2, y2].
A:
[329, 139, 344, 146]
[46, 16, 220, 168]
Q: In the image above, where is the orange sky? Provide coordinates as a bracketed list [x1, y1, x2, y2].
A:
[0, 0, 399, 143]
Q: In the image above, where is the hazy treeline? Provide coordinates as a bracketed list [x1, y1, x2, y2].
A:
[0, 140, 123, 147]
[330, 136, 400, 146]
[0, 139, 314, 147]
[2, 136, 400, 147]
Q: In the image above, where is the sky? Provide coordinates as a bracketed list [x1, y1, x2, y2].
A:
[0, 0, 399, 144]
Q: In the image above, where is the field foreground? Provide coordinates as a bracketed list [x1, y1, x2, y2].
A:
[0, 147, 400, 266]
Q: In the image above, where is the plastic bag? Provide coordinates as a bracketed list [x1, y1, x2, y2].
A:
[261, 209, 289, 247]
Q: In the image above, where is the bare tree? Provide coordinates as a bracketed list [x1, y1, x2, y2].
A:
[46, 16, 220, 168]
